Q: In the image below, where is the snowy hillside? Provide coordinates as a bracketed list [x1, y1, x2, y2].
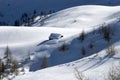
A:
[0, 5, 120, 80]
[0, 0, 120, 25]
[33, 5, 120, 28]
[12, 19, 120, 80]
[13, 48, 120, 80]
[13, 16, 120, 80]
[0, 27, 79, 60]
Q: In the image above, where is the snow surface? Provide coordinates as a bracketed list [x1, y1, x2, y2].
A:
[33, 5, 120, 28]
[0, 0, 120, 25]
[1, 5, 120, 80]
[0, 27, 79, 60]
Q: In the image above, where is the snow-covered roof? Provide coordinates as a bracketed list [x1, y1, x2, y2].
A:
[49, 33, 63, 40]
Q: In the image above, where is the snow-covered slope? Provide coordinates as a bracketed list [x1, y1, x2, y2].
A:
[0, 27, 79, 60]
[33, 5, 120, 28]
[1, 5, 120, 80]
[13, 48, 120, 80]
[0, 0, 120, 25]
[13, 19, 120, 80]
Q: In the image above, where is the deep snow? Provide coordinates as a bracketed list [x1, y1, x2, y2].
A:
[1, 5, 120, 80]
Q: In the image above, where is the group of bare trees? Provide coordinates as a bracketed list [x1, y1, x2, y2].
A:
[78, 23, 116, 57]
[74, 23, 118, 80]
[0, 46, 19, 79]
[74, 62, 120, 80]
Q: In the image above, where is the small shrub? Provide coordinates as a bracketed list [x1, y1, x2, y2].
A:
[59, 43, 69, 51]
[89, 42, 94, 49]
[81, 47, 86, 56]
[41, 57, 48, 69]
[0, 59, 5, 79]
[99, 24, 114, 43]
[89, 41, 94, 54]
[74, 67, 88, 80]
[11, 60, 19, 76]
[78, 30, 86, 42]
[103, 27, 111, 42]
[106, 63, 120, 80]
[106, 46, 116, 56]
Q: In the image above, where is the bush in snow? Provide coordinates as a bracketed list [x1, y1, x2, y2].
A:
[59, 43, 69, 52]
[99, 24, 114, 43]
[78, 30, 86, 42]
[88, 41, 94, 54]
[41, 57, 48, 69]
[3, 46, 19, 77]
[74, 67, 88, 80]
[10, 59, 19, 76]
[106, 63, 120, 80]
[106, 46, 116, 56]
[0, 59, 5, 79]
[4, 46, 13, 67]
[81, 47, 86, 56]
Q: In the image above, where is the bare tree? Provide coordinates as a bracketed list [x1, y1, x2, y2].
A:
[41, 57, 48, 69]
[74, 67, 88, 80]
[106, 63, 120, 80]
[89, 41, 94, 54]
[78, 30, 86, 42]
[106, 46, 116, 56]
[4, 46, 12, 67]
[0, 59, 5, 80]
[99, 24, 114, 43]
[59, 43, 69, 52]
[81, 47, 86, 56]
